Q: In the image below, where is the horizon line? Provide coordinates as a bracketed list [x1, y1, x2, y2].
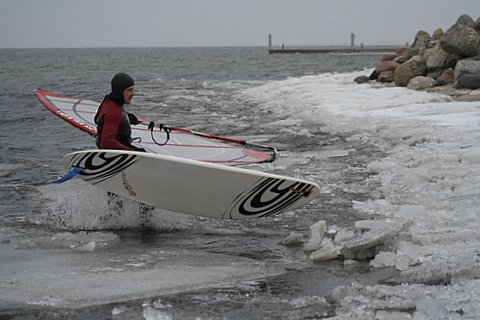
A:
[0, 43, 404, 50]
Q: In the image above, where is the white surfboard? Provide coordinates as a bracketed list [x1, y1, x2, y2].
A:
[63, 150, 321, 219]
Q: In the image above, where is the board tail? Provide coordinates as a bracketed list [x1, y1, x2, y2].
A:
[51, 166, 84, 184]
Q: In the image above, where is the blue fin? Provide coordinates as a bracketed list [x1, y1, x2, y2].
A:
[51, 166, 84, 184]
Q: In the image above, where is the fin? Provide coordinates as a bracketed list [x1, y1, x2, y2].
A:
[51, 166, 84, 184]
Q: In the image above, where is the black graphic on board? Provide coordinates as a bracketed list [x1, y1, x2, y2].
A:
[70, 152, 140, 185]
[226, 177, 315, 219]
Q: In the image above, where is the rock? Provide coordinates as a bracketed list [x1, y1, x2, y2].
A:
[431, 28, 444, 41]
[433, 68, 455, 87]
[411, 30, 431, 49]
[410, 53, 427, 65]
[456, 14, 476, 28]
[427, 83, 457, 95]
[394, 59, 424, 87]
[476, 17, 480, 31]
[426, 44, 449, 78]
[381, 53, 400, 62]
[407, 76, 435, 90]
[456, 94, 480, 102]
[354, 75, 370, 84]
[456, 73, 480, 89]
[395, 47, 407, 56]
[454, 59, 480, 78]
[440, 23, 480, 57]
[375, 60, 400, 73]
[422, 47, 434, 62]
[393, 48, 420, 64]
[444, 53, 461, 69]
[378, 70, 394, 83]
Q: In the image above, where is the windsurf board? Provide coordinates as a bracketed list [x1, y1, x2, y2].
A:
[63, 149, 321, 219]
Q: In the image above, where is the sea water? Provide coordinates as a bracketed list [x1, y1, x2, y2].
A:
[2, 47, 479, 319]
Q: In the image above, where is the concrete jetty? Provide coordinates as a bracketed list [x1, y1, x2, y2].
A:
[267, 33, 399, 54]
[268, 46, 398, 54]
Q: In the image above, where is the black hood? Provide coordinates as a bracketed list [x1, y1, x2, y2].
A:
[109, 73, 134, 105]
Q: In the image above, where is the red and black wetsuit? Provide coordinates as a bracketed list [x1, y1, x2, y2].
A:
[94, 96, 140, 151]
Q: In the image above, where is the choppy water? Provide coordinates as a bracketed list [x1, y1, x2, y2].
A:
[0, 47, 387, 319]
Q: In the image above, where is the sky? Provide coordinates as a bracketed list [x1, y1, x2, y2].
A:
[0, 0, 478, 48]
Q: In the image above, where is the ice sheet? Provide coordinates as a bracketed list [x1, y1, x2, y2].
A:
[0, 245, 271, 308]
[242, 70, 480, 318]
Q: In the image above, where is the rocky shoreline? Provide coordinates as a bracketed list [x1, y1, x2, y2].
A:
[355, 14, 480, 101]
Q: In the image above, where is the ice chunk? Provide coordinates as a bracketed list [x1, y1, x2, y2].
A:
[111, 305, 128, 316]
[289, 295, 328, 308]
[339, 220, 408, 260]
[310, 238, 340, 262]
[414, 298, 450, 320]
[303, 220, 327, 251]
[49, 231, 120, 250]
[142, 306, 172, 320]
[279, 231, 306, 246]
[386, 250, 480, 285]
[375, 310, 412, 320]
[459, 148, 480, 163]
[354, 220, 389, 231]
[370, 251, 397, 268]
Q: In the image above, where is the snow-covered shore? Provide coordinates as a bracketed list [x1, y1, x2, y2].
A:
[241, 70, 480, 319]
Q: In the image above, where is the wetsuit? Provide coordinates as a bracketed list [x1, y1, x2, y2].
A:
[94, 96, 141, 151]
[94, 72, 144, 151]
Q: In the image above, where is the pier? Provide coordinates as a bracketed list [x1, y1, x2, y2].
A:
[267, 34, 399, 54]
[268, 46, 398, 54]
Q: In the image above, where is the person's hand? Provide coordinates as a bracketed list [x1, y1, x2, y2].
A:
[127, 113, 140, 125]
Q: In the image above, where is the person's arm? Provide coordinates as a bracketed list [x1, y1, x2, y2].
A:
[99, 111, 137, 151]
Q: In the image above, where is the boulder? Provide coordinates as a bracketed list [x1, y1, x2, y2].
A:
[456, 94, 480, 102]
[422, 47, 434, 61]
[411, 30, 431, 49]
[375, 60, 400, 73]
[354, 75, 370, 84]
[441, 23, 480, 57]
[378, 70, 394, 83]
[381, 53, 400, 62]
[433, 68, 455, 87]
[393, 48, 420, 64]
[432, 28, 444, 41]
[456, 74, 480, 89]
[426, 44, 449, 78]
[395, 47, 408, 56]
[394, 59, 425, 87]
[456, 14, 476, 28]
[476, 17, 480, 31]
[444, 53, 461, 69]
[407, 76, 435, 90]
[454, 59, 480, 78]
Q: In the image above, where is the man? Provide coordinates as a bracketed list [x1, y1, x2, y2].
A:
[94, 72, 145, 152]
[95, 73, 152, 213]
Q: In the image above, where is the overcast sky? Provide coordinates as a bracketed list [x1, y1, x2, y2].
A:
[0, 0, 478, 48]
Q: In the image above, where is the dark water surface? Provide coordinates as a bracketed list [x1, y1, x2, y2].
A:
[0, 47, 387, 319]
